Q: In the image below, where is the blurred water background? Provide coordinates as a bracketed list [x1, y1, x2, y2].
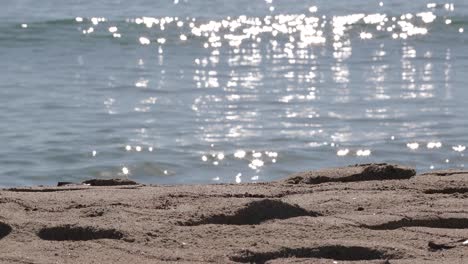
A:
[1, 0, 468, 186]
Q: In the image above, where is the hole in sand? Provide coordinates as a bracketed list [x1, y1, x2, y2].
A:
[184, 199, 320, 226]
[365, 217, 468, 230]
[37, 225, 124, 241]
[0, 222, 12, 239]
[424, 187, 468, 194]
[230, 245, 396, 263]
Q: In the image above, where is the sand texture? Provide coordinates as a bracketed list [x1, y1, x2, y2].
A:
[0, 163, 467, 263]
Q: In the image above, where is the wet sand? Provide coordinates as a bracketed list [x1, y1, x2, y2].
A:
[0, 163, 467, 263]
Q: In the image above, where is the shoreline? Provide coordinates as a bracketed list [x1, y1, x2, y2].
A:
[0, 163, 467, 263]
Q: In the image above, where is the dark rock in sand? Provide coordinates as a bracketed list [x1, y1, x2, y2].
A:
[82, 178, 138, 186]
[57, 181, 77, 187]
[284, 163, 416, 184]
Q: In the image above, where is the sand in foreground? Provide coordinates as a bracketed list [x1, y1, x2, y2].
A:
[0, 164, 467, 263]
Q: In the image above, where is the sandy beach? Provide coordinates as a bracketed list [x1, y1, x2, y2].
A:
[1, 163, 467, 263]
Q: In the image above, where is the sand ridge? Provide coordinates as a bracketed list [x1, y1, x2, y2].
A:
[0, 163, 467, 263]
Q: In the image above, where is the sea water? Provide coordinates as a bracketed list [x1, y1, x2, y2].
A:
[1, 0, 468, 186]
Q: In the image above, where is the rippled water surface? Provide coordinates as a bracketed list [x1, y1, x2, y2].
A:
[1, 0, 468, 186]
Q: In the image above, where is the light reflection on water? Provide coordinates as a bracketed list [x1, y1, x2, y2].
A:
[1, 1, 468, 186]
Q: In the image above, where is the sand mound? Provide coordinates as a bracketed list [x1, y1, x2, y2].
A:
[184, 199, 319, 226]
[285, 163, 416, 184]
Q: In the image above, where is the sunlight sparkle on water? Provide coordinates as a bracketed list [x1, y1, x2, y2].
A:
[417, 12, 436, 23]
[235, 173, 242, 183]
[453, 145, 466, 152]
[33, 1, 467, 185]
[139, 37, 151, 45]
[360, 32, 373, 39]
[337, 149, 349, 156]
[426, 142, 442, 149]
[407, 143, 419, 150]
[234, 150, 246, 159]
[135, 79, 149, 88]
[309, 6, 318, 13]
[356, 149, 371, 156]
[82, 27, 94, 34]
[251, 159, 264, 167]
